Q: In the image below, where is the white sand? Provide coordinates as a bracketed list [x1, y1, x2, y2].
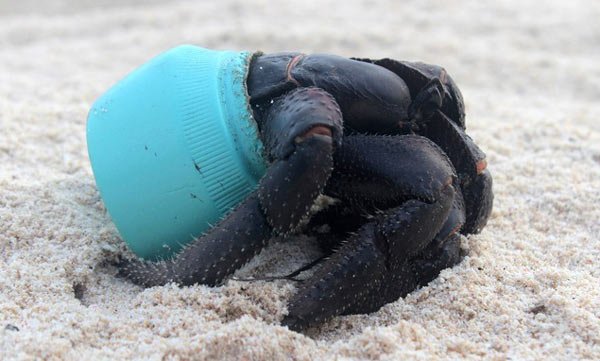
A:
[1, 0, 599, 359]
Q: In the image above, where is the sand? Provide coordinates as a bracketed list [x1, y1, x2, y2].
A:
[1, 0, 599, 359]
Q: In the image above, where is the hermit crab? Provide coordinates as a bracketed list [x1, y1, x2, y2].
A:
[101, 47, 493, 332]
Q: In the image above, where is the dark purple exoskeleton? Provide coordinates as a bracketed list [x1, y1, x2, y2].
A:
[118, 52, 494, 332]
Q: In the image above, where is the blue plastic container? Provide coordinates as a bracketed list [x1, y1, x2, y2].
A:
[87, 45, 268, 260]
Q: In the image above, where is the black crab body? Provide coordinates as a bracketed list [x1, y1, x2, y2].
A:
[118, 51, 494, 332]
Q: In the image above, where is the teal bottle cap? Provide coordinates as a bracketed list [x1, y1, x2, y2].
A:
[87, 45, 268, 260]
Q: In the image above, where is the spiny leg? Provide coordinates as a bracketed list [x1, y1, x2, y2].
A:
[118, 87, 343, 287]
[282, 135, 461, 331]
[117, 194, 271, 287]
[283, 185, 456, 331]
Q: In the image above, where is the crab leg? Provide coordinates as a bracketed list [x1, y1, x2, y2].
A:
[283, 185, 455, 330]
[117, 194, 271, 287]
[420, 111, 493, 234]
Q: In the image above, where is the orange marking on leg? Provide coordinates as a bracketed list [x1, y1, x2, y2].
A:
[476, 159, 488, 174]
[286, 54, 304, 86]
[294, 126, 332, 143]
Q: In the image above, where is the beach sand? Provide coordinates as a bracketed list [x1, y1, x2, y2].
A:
[1, 0, 599, 359]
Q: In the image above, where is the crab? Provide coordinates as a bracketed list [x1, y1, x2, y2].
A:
[118, 52, 493, 332]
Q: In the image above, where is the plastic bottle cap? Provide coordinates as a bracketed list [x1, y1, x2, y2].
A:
[87, 45, 267, 260]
